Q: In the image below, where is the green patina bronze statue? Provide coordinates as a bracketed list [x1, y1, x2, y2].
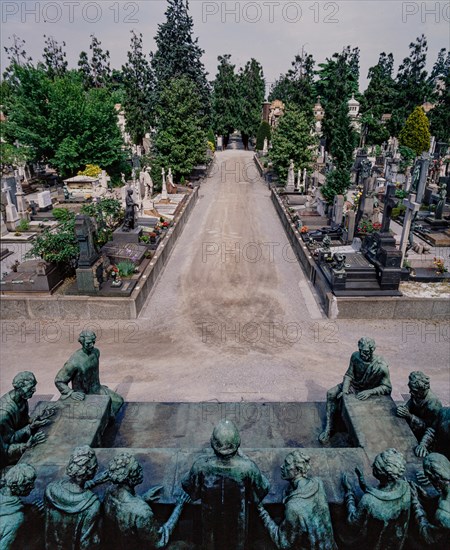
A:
[104, 452, 189, 549]
[258, 450, 336, 549]
[342, 448, 411, 549]
[319, 337, 392, 443]
[416, 407, 450, 459]
[396, 371, 442, 440]
[182, 419, 270, 550]
[0, 463, 37, 549]
[410, 453, 450, 546]
[55, 330, 124, 418]
[0, 372, 54, 454]
[44, 445, 102, 549]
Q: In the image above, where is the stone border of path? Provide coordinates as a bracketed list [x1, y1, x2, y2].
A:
[0, 188, 199, 320]
[271, 186, 449, 320]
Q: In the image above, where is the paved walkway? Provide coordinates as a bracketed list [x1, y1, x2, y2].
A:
[1, 146, 449, 406]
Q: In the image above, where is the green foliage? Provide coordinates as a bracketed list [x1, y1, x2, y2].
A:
[269, 52, 316, 118]
[117, 260, 135, 277]
[153, 76, 207, 180]
[398, 146, 416, 174]
[391, 205, 406, 219]
[395, 189, 408, 199]
[4, 67, 126, 177]
[207, 128, 215, 143]
[0, 137, 32, 173]
[17, 218, 30, 231]
[42, 35, 67, 79]
[122, 31, 155, 145]
[77, 35, 111, 89]
[270, 104, 317, 182]
[321, 168, 351, 204]
[80, 198, 123, 246]
[211, 54, 239, 136]
[360, 113, 389, 146]
[78, 164, 102, 177]
[26, 219, 78, 267]
[316, 46, 360, 153]
[236, 59, 265, 146]
[429, 65, 450, 143]
[399, 106, 431, 156]
[152, 0, 210, 123]
[256, 121, 271, 151]
[52, 208, 75, 223]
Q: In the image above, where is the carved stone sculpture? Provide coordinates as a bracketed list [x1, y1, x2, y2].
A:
[0, 372, 54, 451]
[410, 453, 450, 546]
[182, 419, 270, 549]
[122, 188, 138, 232]
[319, 337, 392, 443]
[54, 330, 124, 418]
[342, 448, 411, 549]
[396, 371, 442, 440]
[258, 450, 336, 549]
[0, 463, 37, 549]
[104, 452, 189, 549]
[416, 407, 450, 459]
[44, 446, 101, 549]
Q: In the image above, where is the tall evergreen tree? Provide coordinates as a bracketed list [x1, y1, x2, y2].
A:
[151, 0, 210, 121]
[268, 51, 316, 118]
[153, 76, 207, 181]
[122, 31, 155, 145]
[270, 104, 317, 182]
[390, 35, 433, 135]
[42, 35, 67, 79]
[429, 67, 450, 143]
[236, 58, 265, 150]
[316, 46, 360, 153]
[211, 54, 239, 148]
[77, 35, 111, 89]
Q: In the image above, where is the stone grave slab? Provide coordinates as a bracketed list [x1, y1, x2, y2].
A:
[0, 259, 65, 293]
[101, 242, 147, 266]
[342, 394, 422, 476]
[112, 226, 142, 245]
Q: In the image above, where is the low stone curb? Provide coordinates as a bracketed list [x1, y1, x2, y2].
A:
[0, 188, 199, 320]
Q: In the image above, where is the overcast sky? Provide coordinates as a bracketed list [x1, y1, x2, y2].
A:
[1, 1, 449, 93]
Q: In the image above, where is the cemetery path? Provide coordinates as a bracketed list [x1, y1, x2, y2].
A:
[2, 148, 449, 405]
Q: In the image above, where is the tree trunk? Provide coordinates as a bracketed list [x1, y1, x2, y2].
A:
[242, 133, 249, 150]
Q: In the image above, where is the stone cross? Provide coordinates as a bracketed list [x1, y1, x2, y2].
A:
[2, 181, 19, 230]
[410, 153, 430, 203]
[380, 184, 398, 234]
[332, 195, 344, 225]
[263, 138, 268, 155]
[295, 169, 300, 192]
[399, 193, 421, 265]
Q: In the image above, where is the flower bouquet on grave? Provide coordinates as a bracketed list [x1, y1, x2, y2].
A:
[161, 221, 170, 229]
[433, 257, 448, 274]
[300, 226, 309, 234]
[357, 220, 381, 235]
[149, 232, 157, 244]
[110, 265, 122, 287]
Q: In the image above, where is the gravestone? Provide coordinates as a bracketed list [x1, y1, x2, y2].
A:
[286, 159, 295, 192]
[37, 190, 52, 211]
[343, 211, 356, 243]
[75, 215, 102, 293]
[2, 181, 20, 231]
[332, 195, 344, 225]
[410, 153, 430, 202]
[161, 168, 169, 200]
[0, 259, 65, 293]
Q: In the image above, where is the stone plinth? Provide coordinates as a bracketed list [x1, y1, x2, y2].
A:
[112, 226, 142, 245]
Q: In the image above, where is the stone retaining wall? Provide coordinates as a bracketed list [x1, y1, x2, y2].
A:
[0, 188, 199, 320]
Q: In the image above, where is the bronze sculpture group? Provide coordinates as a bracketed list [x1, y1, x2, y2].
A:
[1, 334, 449, 549]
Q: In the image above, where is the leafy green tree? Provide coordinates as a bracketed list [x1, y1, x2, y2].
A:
[26, 218, 78, 269]
[5, 67, 125, 177]
[268, 51, 316, 118]
[399, 106, 431, 156]
[391, 35, 433, 135]
[151, 0, 210, 121]
[429, 59, 450, 143]
[321, 100, 357, 203]
[122, 31, 155, 145]
[316, 46, 360, 153]
[42, 35, 67, 79]
[211, 54, 239, 147]
[256, 121, 271, 151]
[2, 34, 33, 82]
[153, 76, 207, 181]
[78, 35, 111, 89]
[81, 198, 123, 246]
[270, 104, 317, 182]
[236, 58, 265, 149]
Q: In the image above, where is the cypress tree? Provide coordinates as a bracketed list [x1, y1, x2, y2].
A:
[211, 54, 239, 148]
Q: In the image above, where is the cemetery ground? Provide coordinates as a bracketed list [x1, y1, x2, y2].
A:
[1, 147, 449, 408]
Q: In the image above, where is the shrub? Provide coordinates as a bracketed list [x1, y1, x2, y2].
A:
[256, 121, 271, 151]
[17, 218, 30, 231]
[117, 260, 136, 277]
[52, 207, 75, 223]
